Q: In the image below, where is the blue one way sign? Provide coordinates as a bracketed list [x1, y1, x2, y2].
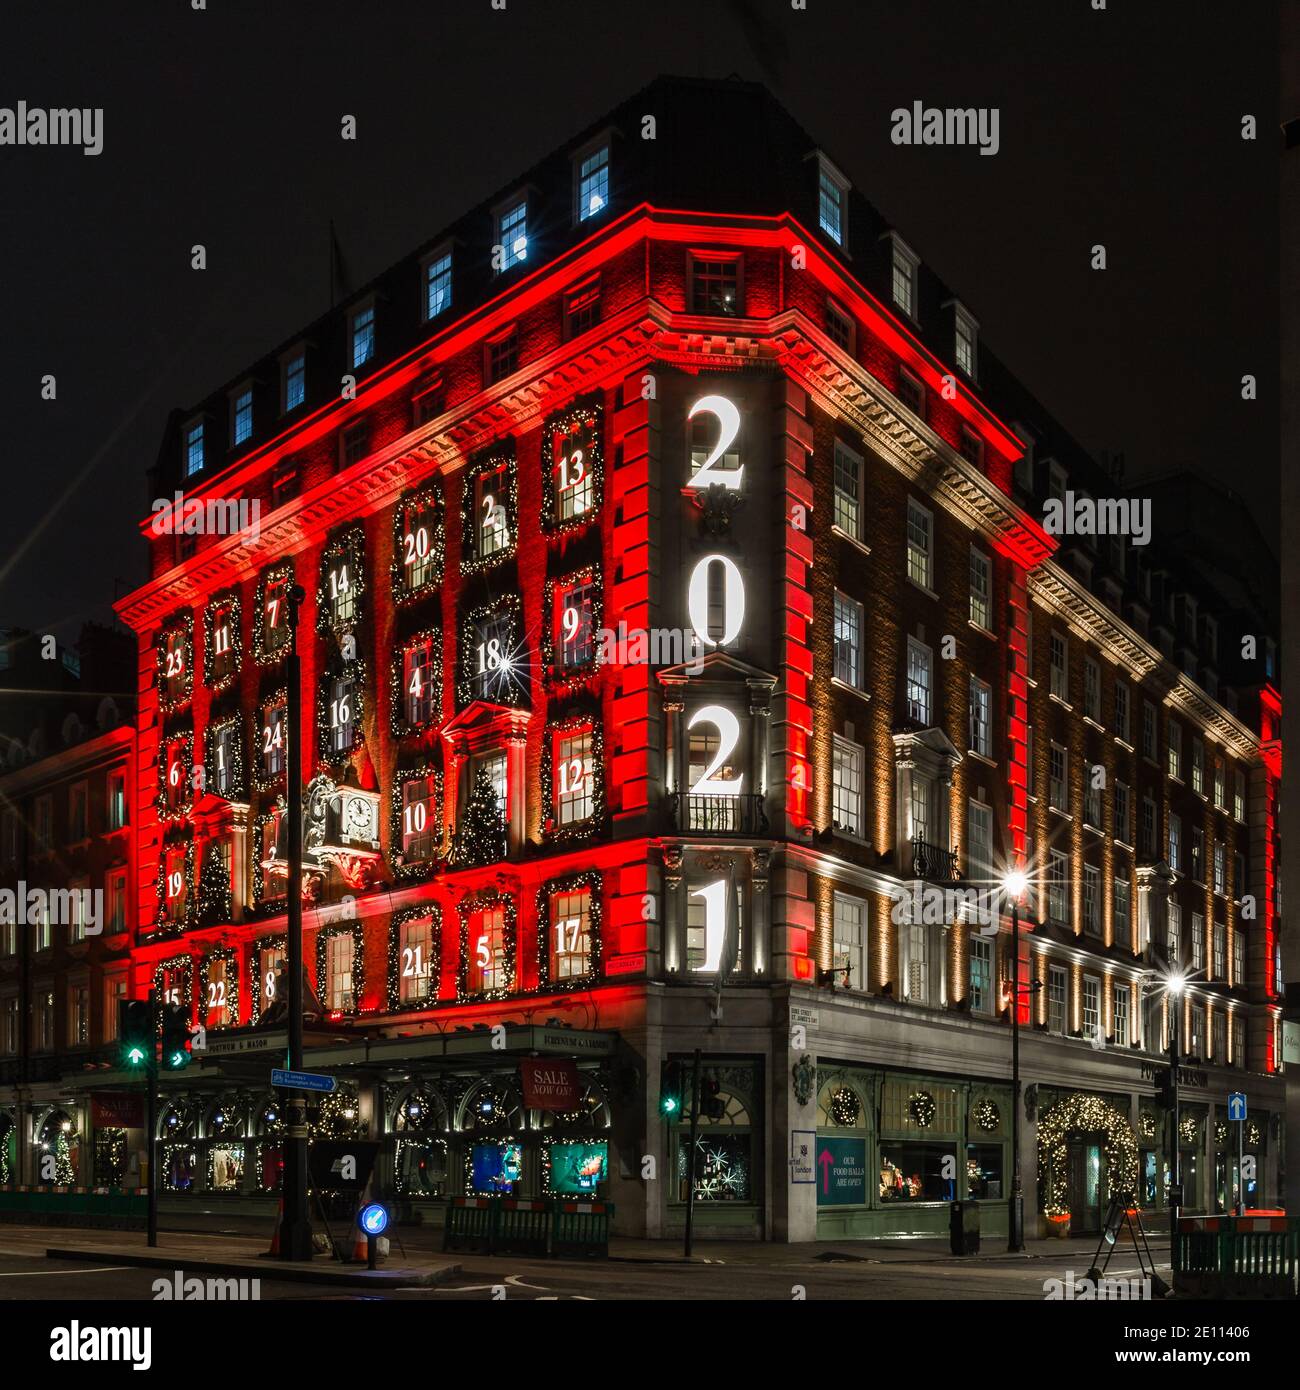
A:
[1227, 1092, 1247, 1122]
[272, 1068, 336, 1093]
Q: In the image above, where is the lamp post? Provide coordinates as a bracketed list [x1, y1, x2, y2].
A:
[1002, 869, 1029, 1253]
[1166, 972, 1185, 1266]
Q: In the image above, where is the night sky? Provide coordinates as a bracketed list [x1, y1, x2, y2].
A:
[1, 0, 1278, 647]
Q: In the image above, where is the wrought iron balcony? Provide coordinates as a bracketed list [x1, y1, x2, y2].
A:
[669, 792, 768, 836]
[910, 837, 960, 881]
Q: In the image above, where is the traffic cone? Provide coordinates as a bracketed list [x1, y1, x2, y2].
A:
[350, 1220, 370, 1264]
[267, 1198, 283, 1256]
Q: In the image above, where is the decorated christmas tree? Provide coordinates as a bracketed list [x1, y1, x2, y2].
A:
[455, 766, 506, 867]
[196, 845, 233, 927]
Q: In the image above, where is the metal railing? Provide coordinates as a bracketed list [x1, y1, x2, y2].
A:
[669, 792, 768, 836]
[910, 837, 960, 881]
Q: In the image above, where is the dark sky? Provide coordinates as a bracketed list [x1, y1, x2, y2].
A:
[0, 0, 1279, 647]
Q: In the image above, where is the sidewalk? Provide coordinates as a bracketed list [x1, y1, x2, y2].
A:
[0, 1224, 461, 1288]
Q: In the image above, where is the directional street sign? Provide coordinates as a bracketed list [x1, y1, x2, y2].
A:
[1227, 1091, 1247, 1123]
[272, 1068, 336, 1093]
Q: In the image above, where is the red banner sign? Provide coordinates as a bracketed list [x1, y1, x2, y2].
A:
[519, 1058, 581, 1111]
[92, 1092, 144, 1128]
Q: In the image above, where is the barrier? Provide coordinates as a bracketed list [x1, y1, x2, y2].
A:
[551, 1199, 612, 1258]
[0, 1188, 146, 1228]
[1174, 1214, 1300, 1299]
[495, 1199, 551, 1256]
[442, 1196, 497, 1254]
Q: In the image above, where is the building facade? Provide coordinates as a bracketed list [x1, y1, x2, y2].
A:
[96, 77, 1282, 1239]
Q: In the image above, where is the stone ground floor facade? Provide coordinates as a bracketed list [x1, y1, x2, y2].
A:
[0, 982, 1284, 1241]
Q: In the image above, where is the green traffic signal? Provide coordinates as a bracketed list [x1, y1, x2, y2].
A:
[124, 1044, 148, 1067]
[160, 1003, 194, 1071]
[118, 999, 153, 1070]
[659, 1060, 685, 1117]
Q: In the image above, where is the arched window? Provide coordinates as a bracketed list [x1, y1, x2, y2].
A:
[671, 1072, 755, 1204]
[392, 1086, 450, 1198]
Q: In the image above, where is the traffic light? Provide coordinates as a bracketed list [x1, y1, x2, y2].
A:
[701, 1071, 725, 1122]
[119, 999, 152, 1070]
[160, 1003, 194, 1070]
[1153, 1066, 1175, 1110]
[659, 1059, 686, 1117]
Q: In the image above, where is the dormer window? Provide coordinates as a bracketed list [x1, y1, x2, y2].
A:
[574, 140, 610, 222]
[230, 386, 254, 446]
[422, 247, 453, 321]
[496, 197, 528, 270]
[183, 418, 205, 478]
[349, 303, 375, 369]
[953, 306, 978, 378]
[888, 233, 919, 318]
[816, 155, 849, 246]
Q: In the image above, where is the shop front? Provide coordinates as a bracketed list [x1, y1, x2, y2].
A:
[1034, 1089, 1138, 1238]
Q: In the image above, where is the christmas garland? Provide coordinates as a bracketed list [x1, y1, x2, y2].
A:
[152, 951, 196, 1011]
[389, 627, 443, 738]
[316, 524, 367, 638]
[250, 806, 287, 914]
[539, 397, 603, 536]
[538, 708, 605, 845]
[314, 922, 365, 1015]
[202, 589, 243, 693]
[155, 611, 195, 715]
[456, 888, 517, 1002]
[540, 564, 603, 686]
[250, 688, 289, 793]
[908, 1091, 937, 1128]
[315, 657, 367, 766]
[386, 905, 442, 1012]
[1179, 1112, 1202, 1146]
[457, 593, 526, 707]
[829, 1086, 861, 1128]
[389, 762, 444, 883]
[535, 869, 603, 991]
[1139, 1110, 1157, 1142]
[249, 934, 287, 1020]
[203, 712, 246, 802]
[195, 839, 233, 927]
[198, 945, 240, 1028]
[155, 726, 195, 821]
[1037, 1092, 1138, 1215]
[154, 832, 195, 933]
[459, 446, 518, 576]
[390, 485, 445, 604]
[252, 560, 295, 666]
[972, 1098, 1000, 1133]
[1246, 1119, 1263, 1149]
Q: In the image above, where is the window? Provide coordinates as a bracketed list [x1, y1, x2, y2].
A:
[1048, 964, 1067, 1034]
[903, 921, 929, 1003]
[1115, 781, 1131, 844]
[1213, 840, 1226, 895]
[969, 677, 992, 758]
[470, 459, 513, 563]
[1212, 919, 1226, 980]
[818, 161, 847, 244]
[896, 364, 924, 417]
[967, 800, 993, 882]
[576, 143, 609, 221]
[959, 426, 984, 470]
[159, 735, 190, 818]
[1084, 866, 1101, 936]
[401, 637, 437, 728]
[1191, 912, 1205, 971]
[954, 307, 978, 377]
[1085, 779, 1102, 830]
[34, 990, 54, 1051]
[68, 878, 89, 943]
[34, 794, 53, 853]
[1114, 876, 1131, 939]
[1167, 720, 1182, 780]
[465, 605, 525, 705]
[395, 490, 441, 594]
[690, 253, 741, 315]
[1083, 977, 1101, 1040]
[340, 421, 369, 470]
[325, 931, 357, 1012]
[1168, 902, 1181, 962]
[1213, 757, 1226, 811]
[202, 956, 233, 1030]
[1084, 657, 1101, 721]
[399, 775, 437, 866]
[423, 248, 452, 320]
[258, 566, 293, 661]
[1168, 812, 1181, 872]
[397, 912, 436, 1004]
[1115, 682, 1130, 743]
[552, 575, 597, 670]
[496, 198, 528, 268]
[1115, 983, 1131, 1046]
[260, 696, 287, 780]
[831, 735, 864, 836]
[1141, 797, 1156, 857]
[322, 539, 360, 627]
[905, 638, 931, 724]
[1049, 744, 1066, 810]
[206, 596, 239, 688]
[832, 441, 862, 537]
[184, 418, 205, 477]
[1191, 826, 1204, 882]
[826, 298, 854, 352]
[69, 781, 88, 842]
[1048, 850, 1068, 925]
[322, 672, 357, 757]
[103, 976, 126, 1041]
[547, 885, 593, 981]
[890, 237, 918, 317]
[1233, 930, 1245, 987]
[271, 457, 299, 509]
[549, 406, 599, 523]
[1234, 770, 1246, 823]
[554, 728, 595, 826]
[107, 870, 127, 934]
[1142, 702, 1157, 761]
[968, 548, 991, 630]
[1189, 1006, 1205, 1060]
[283, 350, 306, 412]
[1191, 738, 1204, 794]
[32, 894, 52, 951]
[564, 278, 601, 339]
[1232, 1014, 1245, 1068]
[1049, 632, 1068, 700]
[969, 937, 992, 1014]
[833, 592, 863, 687]
[2, 996, 18, 1054]
[828, 893, 866, 990]
[349, 304, 375, 369]
[486, 328, 518, 384]
[467, 905, 509, 994]
[906, 499, 933, 589]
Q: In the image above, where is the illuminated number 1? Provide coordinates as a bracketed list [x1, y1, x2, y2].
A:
[690, 880, 728, 973]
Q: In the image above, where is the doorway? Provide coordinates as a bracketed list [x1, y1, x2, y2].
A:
[1067, 1138, 1105, 1233]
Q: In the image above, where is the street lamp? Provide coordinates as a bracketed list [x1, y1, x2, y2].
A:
[1164, 968, 1186, 1262]
[1002, 867, 1029, 1253]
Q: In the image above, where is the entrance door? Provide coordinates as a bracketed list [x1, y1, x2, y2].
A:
[1067, 1139, 1105, 1233]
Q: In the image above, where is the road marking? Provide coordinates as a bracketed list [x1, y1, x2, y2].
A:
[0, 1266, 126, 1277]
[505, 1274, 551, 1290]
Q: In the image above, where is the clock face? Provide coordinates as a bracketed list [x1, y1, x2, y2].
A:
[345, 794, 375, 838]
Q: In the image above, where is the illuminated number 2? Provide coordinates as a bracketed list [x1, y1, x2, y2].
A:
[687, 706, 743, 796]
[401, 945, 424, 979]
[558, 758, 585, 796]
[207, 980, 226, 1009]
[686, 395, 742, 489]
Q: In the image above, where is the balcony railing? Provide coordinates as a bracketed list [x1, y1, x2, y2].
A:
[669, 792, 768, 836]
[910, 837, 960, 881]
